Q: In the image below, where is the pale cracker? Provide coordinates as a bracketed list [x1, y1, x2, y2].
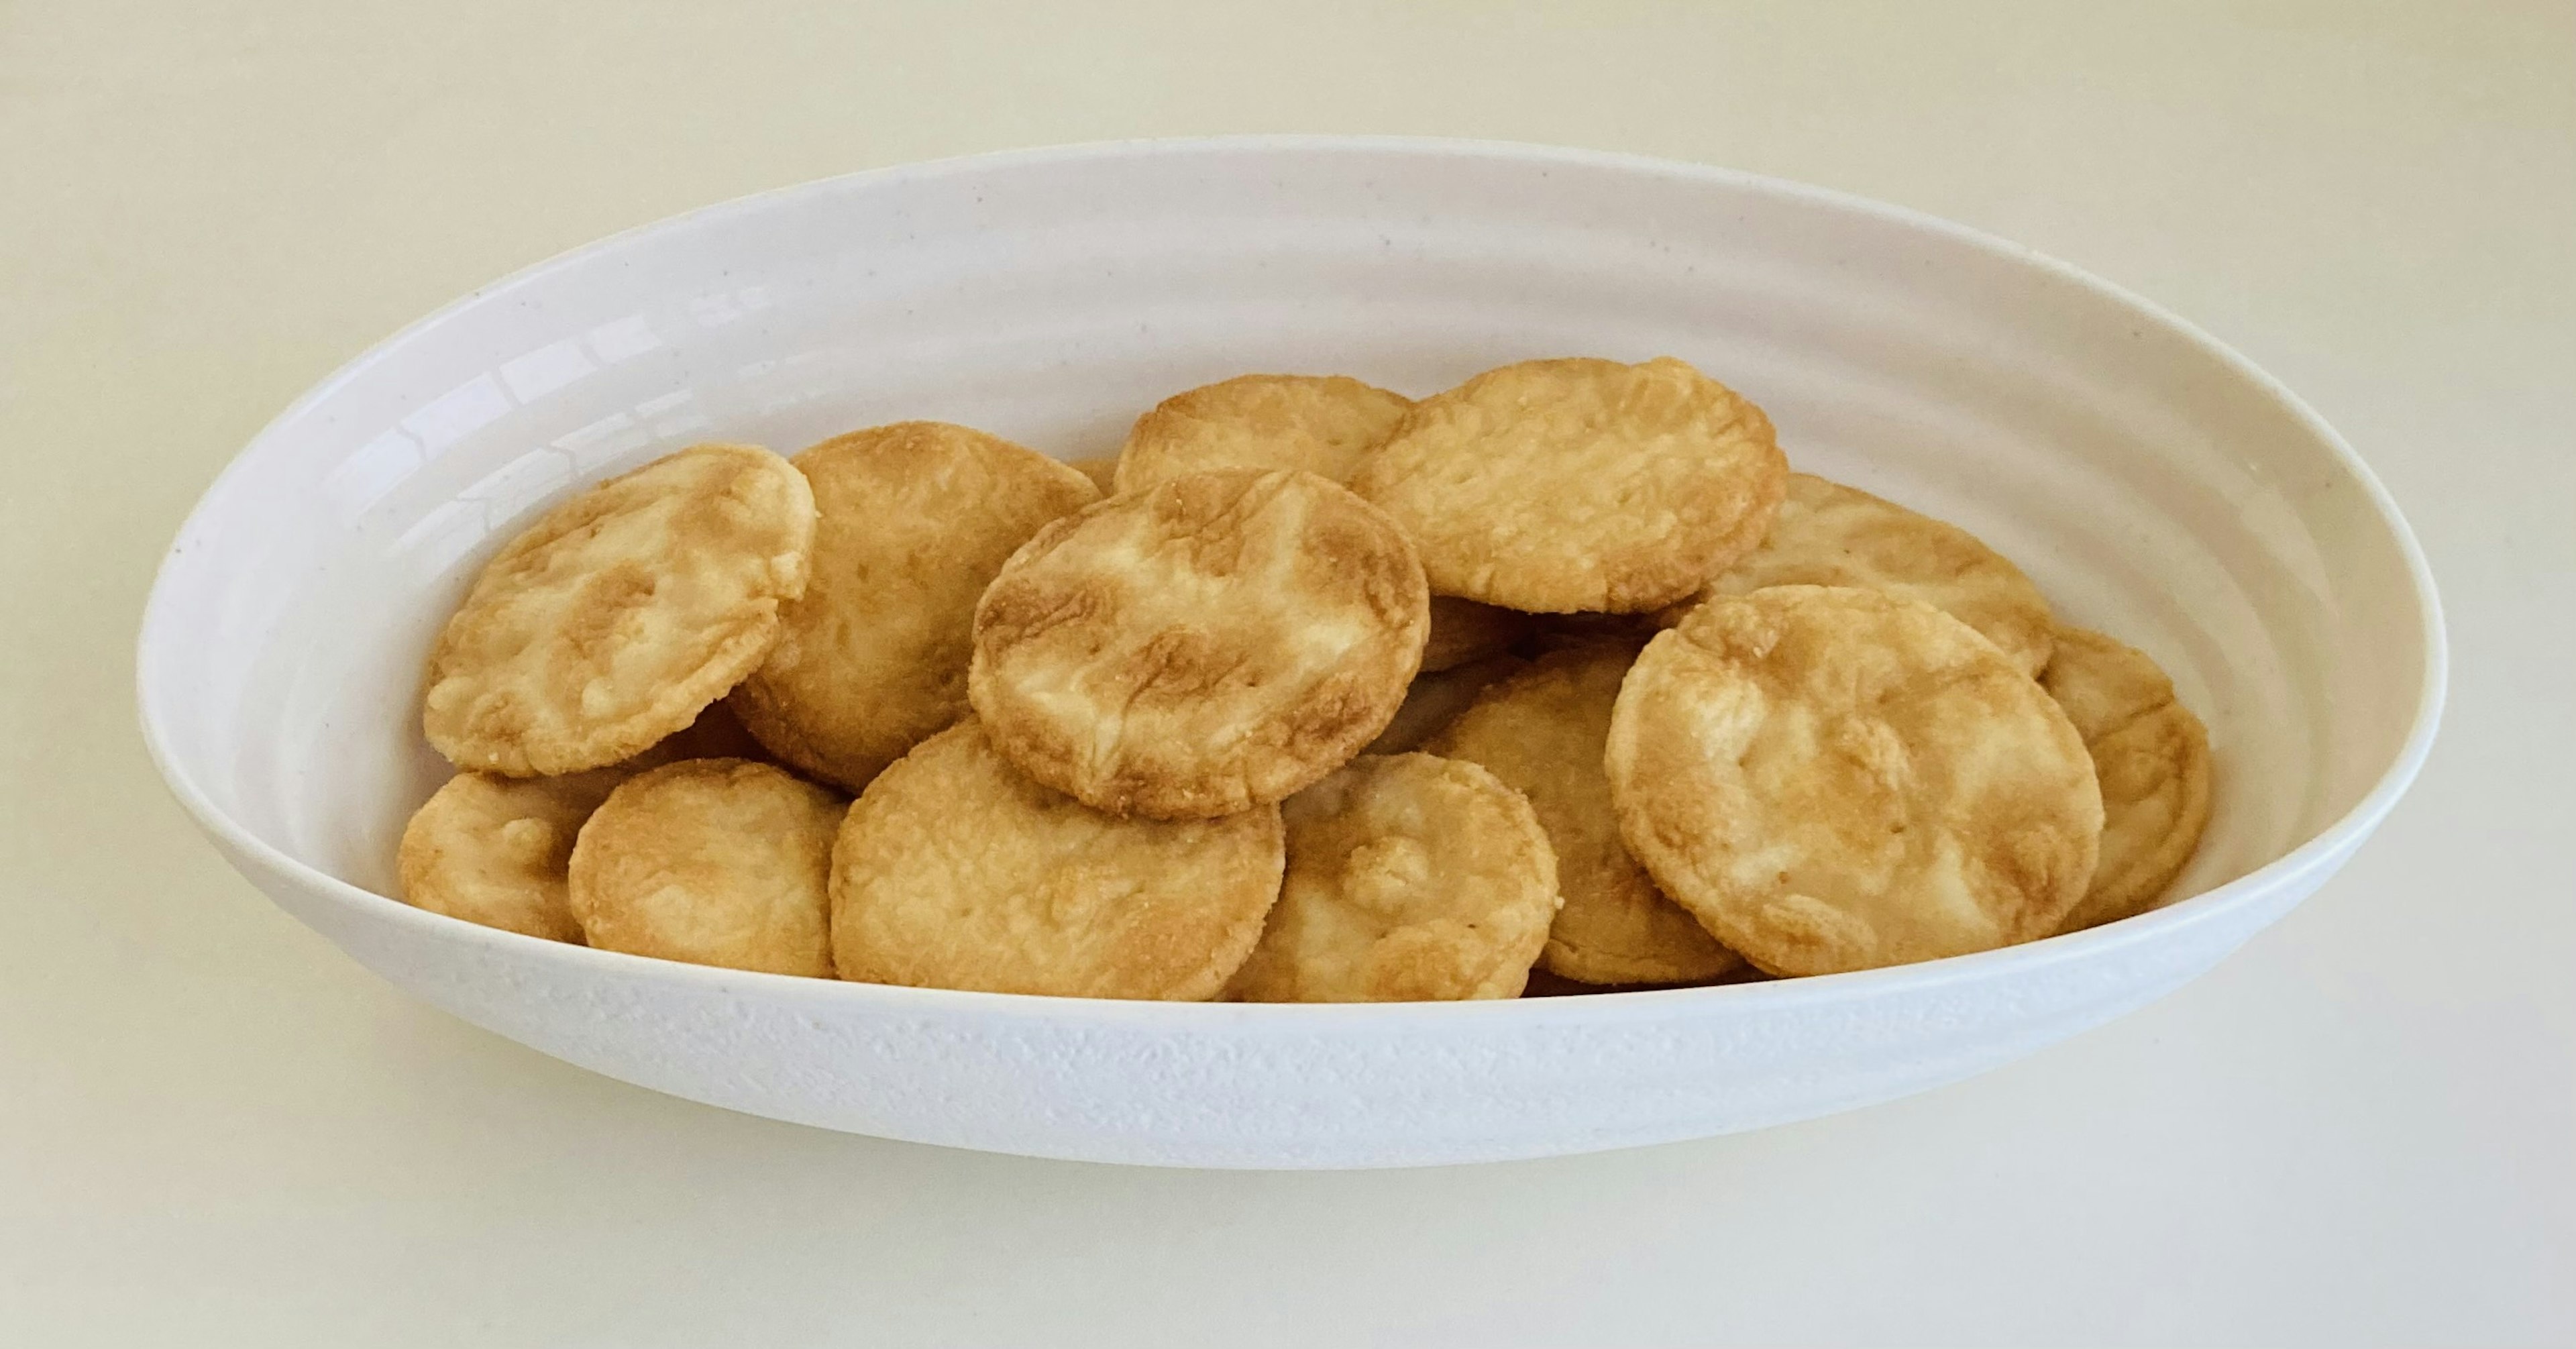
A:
[1350, 357, 1786, 613]
[1430, 643, 1746, 985]
[1227, 753, 1558, 1002]
[1114, 374, 1410, 494]
[1664, 473, 2055, 676]
[2041, 626, 2213, 931]
[730, 422, 1096, 790]
[568, 758, 846, 977]
[1607, 585, 2102, 975]
[830, 721, 1284, 999]
[421, 443, 814, 776]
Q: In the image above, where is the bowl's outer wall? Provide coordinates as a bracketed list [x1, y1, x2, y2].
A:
[142, 140, 2437, 1167]
[230, 826, 2333, 1167]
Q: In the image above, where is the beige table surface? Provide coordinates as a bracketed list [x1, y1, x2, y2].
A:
[5, 2, 2571, 1344]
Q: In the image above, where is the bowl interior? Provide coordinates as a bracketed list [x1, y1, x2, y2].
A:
[142, 140, 2430, 924]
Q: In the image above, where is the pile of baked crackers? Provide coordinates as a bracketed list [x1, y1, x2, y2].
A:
[398, 357, 2210, 1001]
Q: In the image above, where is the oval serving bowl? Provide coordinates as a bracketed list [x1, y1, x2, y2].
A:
[138, 138, 2442, 1169]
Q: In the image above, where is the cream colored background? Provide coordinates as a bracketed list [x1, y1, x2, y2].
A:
[5, 2, 2570, 1344]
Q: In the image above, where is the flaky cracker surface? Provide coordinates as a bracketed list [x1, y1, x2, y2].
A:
[2041, 626, 2212, 931]
[1350, 357, 1786, 613]
[1666, 474, 2055, 676]
[421, 443, 814, 776]
[730, 423, 1097, 790]
[1114, 374, 1411, 494]
[830, 721, 1284, 999]
[397, 704, 770, 941]
[969, 468, 1428, 818]
[1607, 586, 2101, 975]
[1228, 753, 1558, 1002]
[398, 769, 624, 942]
[1430, 643, 1744, 985]
[566, 758, 845, 977]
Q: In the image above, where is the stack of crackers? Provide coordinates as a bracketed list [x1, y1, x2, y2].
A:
[398, 357, 2210, 1000]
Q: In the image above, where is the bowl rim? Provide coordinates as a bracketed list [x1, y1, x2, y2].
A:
[134, 133, 2449, 1024]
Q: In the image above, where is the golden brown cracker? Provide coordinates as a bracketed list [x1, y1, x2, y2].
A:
[729, 423, 1097, 790]
[1227, 754, 1558, 1002]
[2040, 627, 2212, 930]
[397, 700, 779, 941]
[1429, 644, 1745, 985]
[1350, 357, 1786, 613]
[1114, 374, 1411, 494]
[397, 769, 625, 942]
[1607, 586, 2102, 976]
[969, 468, 1429, 818]
[1422, 596, 1531, 671]
[1365, 653, 1529, 755]
[1666, 474, 2055, 676]
[1065, 454, 1122, 495]
[421, 443, 815, 777]
[566, 759, 845, 977]
[830, 721, 1285, 999]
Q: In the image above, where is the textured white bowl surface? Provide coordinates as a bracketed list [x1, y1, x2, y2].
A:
[138, 138, 2441, 1169]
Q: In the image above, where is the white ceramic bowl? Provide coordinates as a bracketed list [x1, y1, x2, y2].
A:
[138, 138, 2442, 1169]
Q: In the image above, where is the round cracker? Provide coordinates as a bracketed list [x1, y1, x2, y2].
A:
[969, 467, 1430, 818]
[1366, 652, 1529, 755]
[1114, 374, 1411, 494]
[2040, 626, 2213, 931]
[1607, 586, 2102, 975]
[1349, 357, 1786, 613]
[397, 769, 625, 942]
[1064, 454, 1122, 495]
[395, 702, 772, 940]
[1227, 753, 1558, 1002]
[422, 443, 815, 777]
[1429, 644, 1746, 985]
[1664, 473, 2055, 676]
[830, 721, 1285, 999]
[1423, 596, 1531, 672]
[729, 423, 1098, 790]
[567, 759, 845, 977]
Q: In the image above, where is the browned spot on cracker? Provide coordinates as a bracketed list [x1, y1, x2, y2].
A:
[421, 443, 814, 776]
[1605, 585, 2102, 976]
[969, 468, 1429, 819]
[1227, 753, 1557, 1002]
[729, 422, 1096, 791]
